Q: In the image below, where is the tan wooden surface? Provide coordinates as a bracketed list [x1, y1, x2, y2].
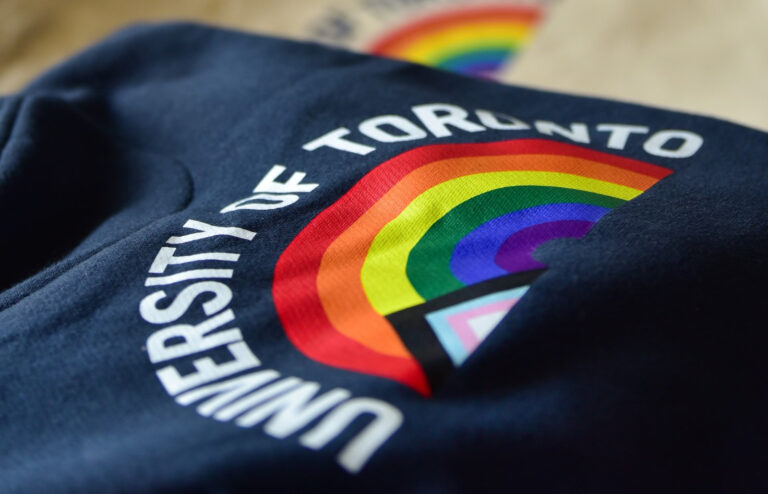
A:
[506, 0, 768, 130]
[0, 0, 329, 93]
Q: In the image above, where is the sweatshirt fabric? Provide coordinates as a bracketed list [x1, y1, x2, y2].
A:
[0, 23, 766, 494]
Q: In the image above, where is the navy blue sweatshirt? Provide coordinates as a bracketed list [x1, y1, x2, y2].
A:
[0, 23, 766, 494]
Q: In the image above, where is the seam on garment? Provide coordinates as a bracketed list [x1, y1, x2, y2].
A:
[0, 96, 24, 168]
[0, 156, 195, 313]
[0, 90, 197, 312]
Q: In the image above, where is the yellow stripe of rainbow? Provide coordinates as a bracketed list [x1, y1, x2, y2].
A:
[272, 139, 673, 395]
[317, 153, 659, 358]
[360, 171, 642, 316]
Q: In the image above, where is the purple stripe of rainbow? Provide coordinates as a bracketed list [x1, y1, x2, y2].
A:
[450, 203, 610, 284]
[495, 220, 596, 273]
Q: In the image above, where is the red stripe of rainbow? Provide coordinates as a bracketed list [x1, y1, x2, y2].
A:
[273, 139, 672, 396]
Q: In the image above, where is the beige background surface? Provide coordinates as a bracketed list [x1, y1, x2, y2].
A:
[0, 0, 318, 92]
[508, 0, 768, 130]
[1, 0, 766, 130]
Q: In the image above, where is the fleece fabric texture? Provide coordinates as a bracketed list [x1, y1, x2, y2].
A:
[0, 23, 766, 494]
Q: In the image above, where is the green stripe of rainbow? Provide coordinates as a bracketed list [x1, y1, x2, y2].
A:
[272, 139, 672, 396]
[361, 171, 640, 316]
[369, 5, 543, 78]
[408, 187, 625, 299]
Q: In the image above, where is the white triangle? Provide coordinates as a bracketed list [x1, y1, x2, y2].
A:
[467, 308, 512, 343]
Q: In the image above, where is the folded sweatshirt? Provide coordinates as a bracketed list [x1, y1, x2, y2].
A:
[0, 23, 766, 494]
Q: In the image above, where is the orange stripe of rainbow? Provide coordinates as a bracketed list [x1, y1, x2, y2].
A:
[272, 139, 672, 395]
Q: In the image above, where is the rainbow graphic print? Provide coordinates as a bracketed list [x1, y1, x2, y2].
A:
[273, 139, 672, 396]
[369, 5, 543, 79]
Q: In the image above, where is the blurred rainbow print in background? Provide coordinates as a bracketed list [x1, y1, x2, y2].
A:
[369, 4, 544, 79]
